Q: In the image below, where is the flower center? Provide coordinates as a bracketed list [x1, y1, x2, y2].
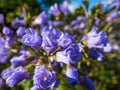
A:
[41, 75, 47, 81]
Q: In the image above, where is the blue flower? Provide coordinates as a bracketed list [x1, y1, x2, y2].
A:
[2, 66, 29, 87]
[0, 37, 10, 63]
[48, 20, 64, 27]
[19, 46, 33, 57]
[48, 3, 60, 16]
[82, 27, 111, 51]
[41, 26, 62, 39]
[34, 11, 48, 26]
[80, 75, 96, 90]
[5, 36, 16, 47]
[10, 55, 26, 66]
[108, 0, 120, 8]
[12, 17, 26, 29]
[103, 42, 112, 53]
[73, 25, 80, 30]
[58, 33, 75, 48]
[16, 27, 26, 38]
[94, 18, 100, 26]
[42, 35, 58, 52]
[21, 28, 42, 50]
[0, 13, 4, 24]
[1, 67, 13, 77]
[56, 44, 82, 65]
[64, 25, 72, 31]
[41, 26, 62, 52]
[50, 57, 58, 70]
[20, 11, 26, 19]
[65, 67, 79, 85]
[2, 26, 13, 37]
[113, 44, 120, 51]
[71, 16, 85, 26]
[88, 48, 104, 61]
[33, 66, 57, 89]
[60, 1, 70, 15]
[71, 16, 86, 31]
[106, 10, 120, 22]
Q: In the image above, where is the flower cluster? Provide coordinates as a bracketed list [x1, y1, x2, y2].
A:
[1, 67, 28, 87]
[0, 0, 120, 90]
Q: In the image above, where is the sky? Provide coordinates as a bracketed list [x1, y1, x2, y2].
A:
[70, 0, 108, 10]
[37, 0, 109, 11]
